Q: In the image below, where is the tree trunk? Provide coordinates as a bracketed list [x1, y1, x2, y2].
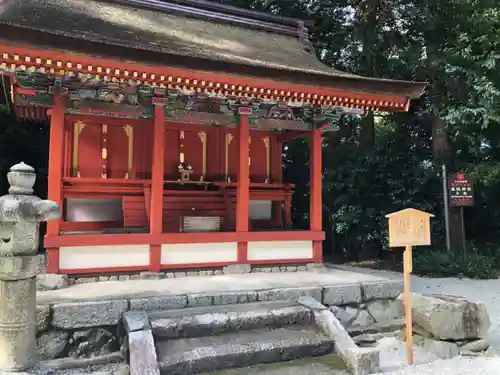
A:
[359, 0, 379, 149]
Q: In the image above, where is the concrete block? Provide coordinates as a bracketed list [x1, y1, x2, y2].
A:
[257, 287, 322, 302]
[129, 295, 187, 311]
[323, 283, 362, 305]
[52, 300, 128, 329]
[361, 280, 403, 301]
[123, 311, 151, 332]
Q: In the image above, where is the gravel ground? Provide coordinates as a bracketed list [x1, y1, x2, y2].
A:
[333, 266, 500, 374]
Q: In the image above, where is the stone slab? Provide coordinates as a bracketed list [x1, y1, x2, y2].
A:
[212, 291, 258, 305]
[187, 293, 213, 308]
[323, 284, 362, 305]
[361, 280, 403, 301]
[51, 300, 128, 329]
[129, 295, 187, 311]
[129, 330, 159, 375]
[123, 311, 150, 333]
[298, 296, 329, 311]
[37, 269, 385, 305]
[157, 326, 334, 375]
[313, 307, 380, 375]
[257, 287, 322, 302]
[151, 303, 312, 339]
[40, 352, 124, 370]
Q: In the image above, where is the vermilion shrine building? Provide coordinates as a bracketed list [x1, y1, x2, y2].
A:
[0, 0, 425, 275]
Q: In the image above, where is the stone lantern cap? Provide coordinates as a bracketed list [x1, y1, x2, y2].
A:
[0, 162, 60, 223]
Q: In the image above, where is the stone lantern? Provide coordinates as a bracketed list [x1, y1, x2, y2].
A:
[0, 162, 60, 373]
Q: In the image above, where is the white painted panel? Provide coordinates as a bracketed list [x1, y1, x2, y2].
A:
[59, 245, 149, 270]
[247, 241, 313, 261]
[161, 242, 238, 265]
[249, 200, 272, 220]
[66, 198, 123, 222]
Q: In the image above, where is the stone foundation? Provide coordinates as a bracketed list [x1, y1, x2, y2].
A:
[34, 252, 320, 289]
[66, 264, 313, 285]
[36, 279, 404, 367]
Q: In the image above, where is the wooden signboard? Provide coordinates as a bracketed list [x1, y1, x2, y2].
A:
[385, 208, 434, 366]
[448, 173, 474, 207]
[386, 208, 434, 248]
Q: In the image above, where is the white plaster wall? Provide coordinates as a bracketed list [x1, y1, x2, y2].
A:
[161, 242, 238, 265]
[247, 240, 313, 261]
[66, 198, 123, 222]
[59, 245, 149, 270]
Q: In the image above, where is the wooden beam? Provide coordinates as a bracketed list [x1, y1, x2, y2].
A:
[276, 130, 309, 143]
[45, 92, 64, 274]
[45, 230, 326, 248]
[0, 44, 411, 111]
[149, 104, 165, 272]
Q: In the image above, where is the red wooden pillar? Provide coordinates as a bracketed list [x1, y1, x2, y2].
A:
[236, 114, 250, 263]
[149, 103, 165, 272]
[310, 128, 323, 263]
[46, 93, 65, 274]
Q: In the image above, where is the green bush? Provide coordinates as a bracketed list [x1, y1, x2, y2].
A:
[412, 246, 500, 279]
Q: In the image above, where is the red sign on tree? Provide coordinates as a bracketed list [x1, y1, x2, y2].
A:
[448, 173, 474, 207]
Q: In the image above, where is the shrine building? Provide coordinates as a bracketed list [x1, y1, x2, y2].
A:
[0, 0, 426, 275]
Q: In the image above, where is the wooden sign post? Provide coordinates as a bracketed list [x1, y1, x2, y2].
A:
[385, 208, 434, 365]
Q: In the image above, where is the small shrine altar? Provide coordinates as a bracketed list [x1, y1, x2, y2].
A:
[0, 0, 425, 275]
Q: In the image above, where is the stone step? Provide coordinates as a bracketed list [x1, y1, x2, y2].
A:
[150, 301, 313, 339]
[198, 356, 349, 375]
[156, 326, 335, 375]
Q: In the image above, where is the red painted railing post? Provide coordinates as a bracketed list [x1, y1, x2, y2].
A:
[46, 93, 65, 274]
[149, 103, 166, 272]
[310, 128, 323, 263]
[236, 114, 250, 263]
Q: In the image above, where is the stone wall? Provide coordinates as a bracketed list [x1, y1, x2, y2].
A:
[36, 279, 404, 362]
[36, 259, 315, 286]
[68, 264, 312, 285]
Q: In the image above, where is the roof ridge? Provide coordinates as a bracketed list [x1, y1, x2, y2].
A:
[162, 0, 314, 27]
[104, 0, 312, 38]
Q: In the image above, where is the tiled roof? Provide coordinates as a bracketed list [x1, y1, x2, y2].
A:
[0, 0, 426, 99]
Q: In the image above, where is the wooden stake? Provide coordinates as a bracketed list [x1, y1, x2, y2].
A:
[403, 245, 414, 365]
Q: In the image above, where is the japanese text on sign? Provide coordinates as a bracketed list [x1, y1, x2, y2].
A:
[386, 209, 433, 248]
[449, 173, 474, 207]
